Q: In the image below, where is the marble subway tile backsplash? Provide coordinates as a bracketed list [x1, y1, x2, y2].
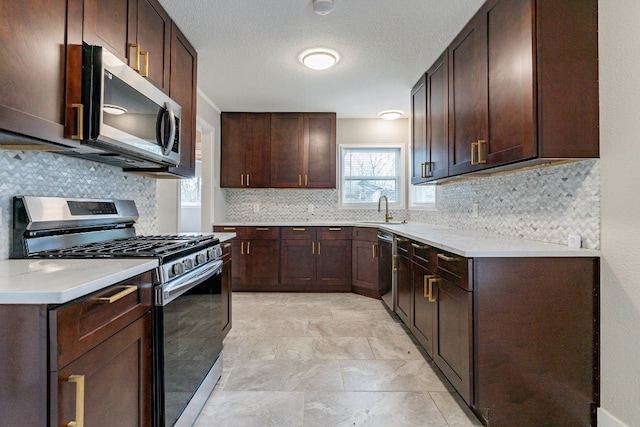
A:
[0, 150, 158, 259]
[224, 160, 600, 249]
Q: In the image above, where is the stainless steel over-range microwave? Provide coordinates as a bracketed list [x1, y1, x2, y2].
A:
[64, 43, 181, 170]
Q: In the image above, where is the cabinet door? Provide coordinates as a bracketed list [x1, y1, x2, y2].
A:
[220, 113, 248, 187]
[426, 52, 449, 180]
[304, 113, 336, 188]
[352, 239, 379, 297]
[484, 0, 535, 166]
[411, 262, 436, 357]
[0, 0, 79, 148]
[56, 314, 152, 427]
[246, 113, 272, 187]
[317, 239, 351, 291]
[244, 239, 280, 287]
[271, 113, 304, 188]
[395, 250, 412, 325]
[166, 22, 197, 177]
[83, 0, 136, 63]
[134, 0, 171, 93]
[448, 12, 488, 176]
[433, 277, 473, 404]
[280, 238, 315, 286]
[410, 75, 428, 185]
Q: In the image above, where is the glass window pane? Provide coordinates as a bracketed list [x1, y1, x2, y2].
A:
[341, 147, 401, 205]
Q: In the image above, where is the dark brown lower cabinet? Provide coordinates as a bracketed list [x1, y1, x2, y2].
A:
[221, 241, 232, 339]
[351, 227, 381, 298]
[394, 236, 598, 427]
[56, 314, 152, 426]
[394, 237, 412, 325]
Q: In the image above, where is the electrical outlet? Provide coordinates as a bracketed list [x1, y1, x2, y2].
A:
[253, 203, 260, 213]
[568, 234, 582, 248]
[471, 203, 479, 218]
[308, 204, 314, 214]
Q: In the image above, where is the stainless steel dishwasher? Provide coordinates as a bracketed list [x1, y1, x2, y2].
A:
[378, 230, 394, 310]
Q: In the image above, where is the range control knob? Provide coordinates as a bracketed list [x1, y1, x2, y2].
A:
[171, 262, 184, 276]
[183, 258, 193, 270]
[206, 248, 215, 260]
[195, 253, 206, 265]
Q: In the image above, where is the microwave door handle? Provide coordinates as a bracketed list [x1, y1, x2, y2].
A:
[159, 102, 176, 156]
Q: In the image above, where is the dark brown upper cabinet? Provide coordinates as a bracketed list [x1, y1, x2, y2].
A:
[220, 112, 272, 188]
[0, 0, 83, 149]
[166, 22, 198, 178]
[83, 0, 171, 94]
[415, 0, 599, 181]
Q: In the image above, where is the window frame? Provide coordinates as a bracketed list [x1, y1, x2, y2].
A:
[338, 143, 406, 210]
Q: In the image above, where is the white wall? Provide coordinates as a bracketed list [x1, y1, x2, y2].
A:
[599, 1, 640, 425]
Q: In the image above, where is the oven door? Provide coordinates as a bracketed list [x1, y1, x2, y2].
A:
[153, 260, 223, 427]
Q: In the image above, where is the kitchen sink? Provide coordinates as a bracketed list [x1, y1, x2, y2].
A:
[360, 220, 406, 225]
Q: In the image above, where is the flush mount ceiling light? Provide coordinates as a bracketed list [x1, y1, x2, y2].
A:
[312, 0, 335, 15]
[299, 48, 340, 70]
[378, 110, 404, 120]
[103, 104, 128, 115]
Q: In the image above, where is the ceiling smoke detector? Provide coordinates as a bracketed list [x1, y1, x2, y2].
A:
[313, 0, 335, 16]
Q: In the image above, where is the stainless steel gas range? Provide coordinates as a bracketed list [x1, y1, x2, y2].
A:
[11, 196, 223, 426]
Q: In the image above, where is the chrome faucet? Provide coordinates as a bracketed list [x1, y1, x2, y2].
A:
[377, 195, 393, 223]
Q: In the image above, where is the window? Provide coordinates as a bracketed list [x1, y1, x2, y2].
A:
[180, 160, 202, 206]
[340, 145, 405, 208]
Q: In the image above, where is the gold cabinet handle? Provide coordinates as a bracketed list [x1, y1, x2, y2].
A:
[372, 244, 376, 258]
[140, 50, 149, 77]
[71, 103, 84, 140]
[411, 243, 430, 250]
[305, 174, 308, 186]
[471, 141, 479, 165]
[223, 227, 236, 231]
[222, 242, 232, 249]
[425, 162, 433, 177]
[97, 285, 137, 304]
[420, 162, 426, 178]
[477, 140, 486, 164]
[298, 175, 302, 186]
[241, 174, 244, 186]
[312, 241, 315, 254]
[423, 275, 437, 299]
[241, 241, 245, 255]
[396, 237, 409, 242]
[128, 42, 141, 71]
[246, 241, 250, 255]
[317, 242, 321, 255]
[328, 228, 342, 231]
[427, 277, 439, 302]
[247, 174, 250, 187]
[437, 253, 458, 262]
[292, 227, 306, 231]
[255, 227, 270, 231]
[67, 374, 85, 427]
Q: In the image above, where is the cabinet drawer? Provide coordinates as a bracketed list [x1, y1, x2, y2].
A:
[353, 226, 378, 242]
[281, 226, 315, 240]
[246, 226, 280, 239]
[51, 271, 153, 369]
[221, 241, 232, 258]
[411, 241, 436, 268]
[318, 226, 352, 240]
[395, 236, 411, 255]
[436, 251, 471, 291]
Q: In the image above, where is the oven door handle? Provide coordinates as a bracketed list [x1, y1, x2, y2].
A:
[157, 260, 223, 306]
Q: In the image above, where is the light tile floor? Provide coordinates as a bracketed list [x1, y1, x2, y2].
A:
[195, 292, 482, 426]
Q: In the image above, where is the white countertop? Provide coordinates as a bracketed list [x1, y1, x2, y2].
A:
[215, 221, 599, 258]
[216, 232, 237, 243]
[0, 258, 158, 305]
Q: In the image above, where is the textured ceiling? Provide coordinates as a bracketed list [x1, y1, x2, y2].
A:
[158, 0, 485, 119]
